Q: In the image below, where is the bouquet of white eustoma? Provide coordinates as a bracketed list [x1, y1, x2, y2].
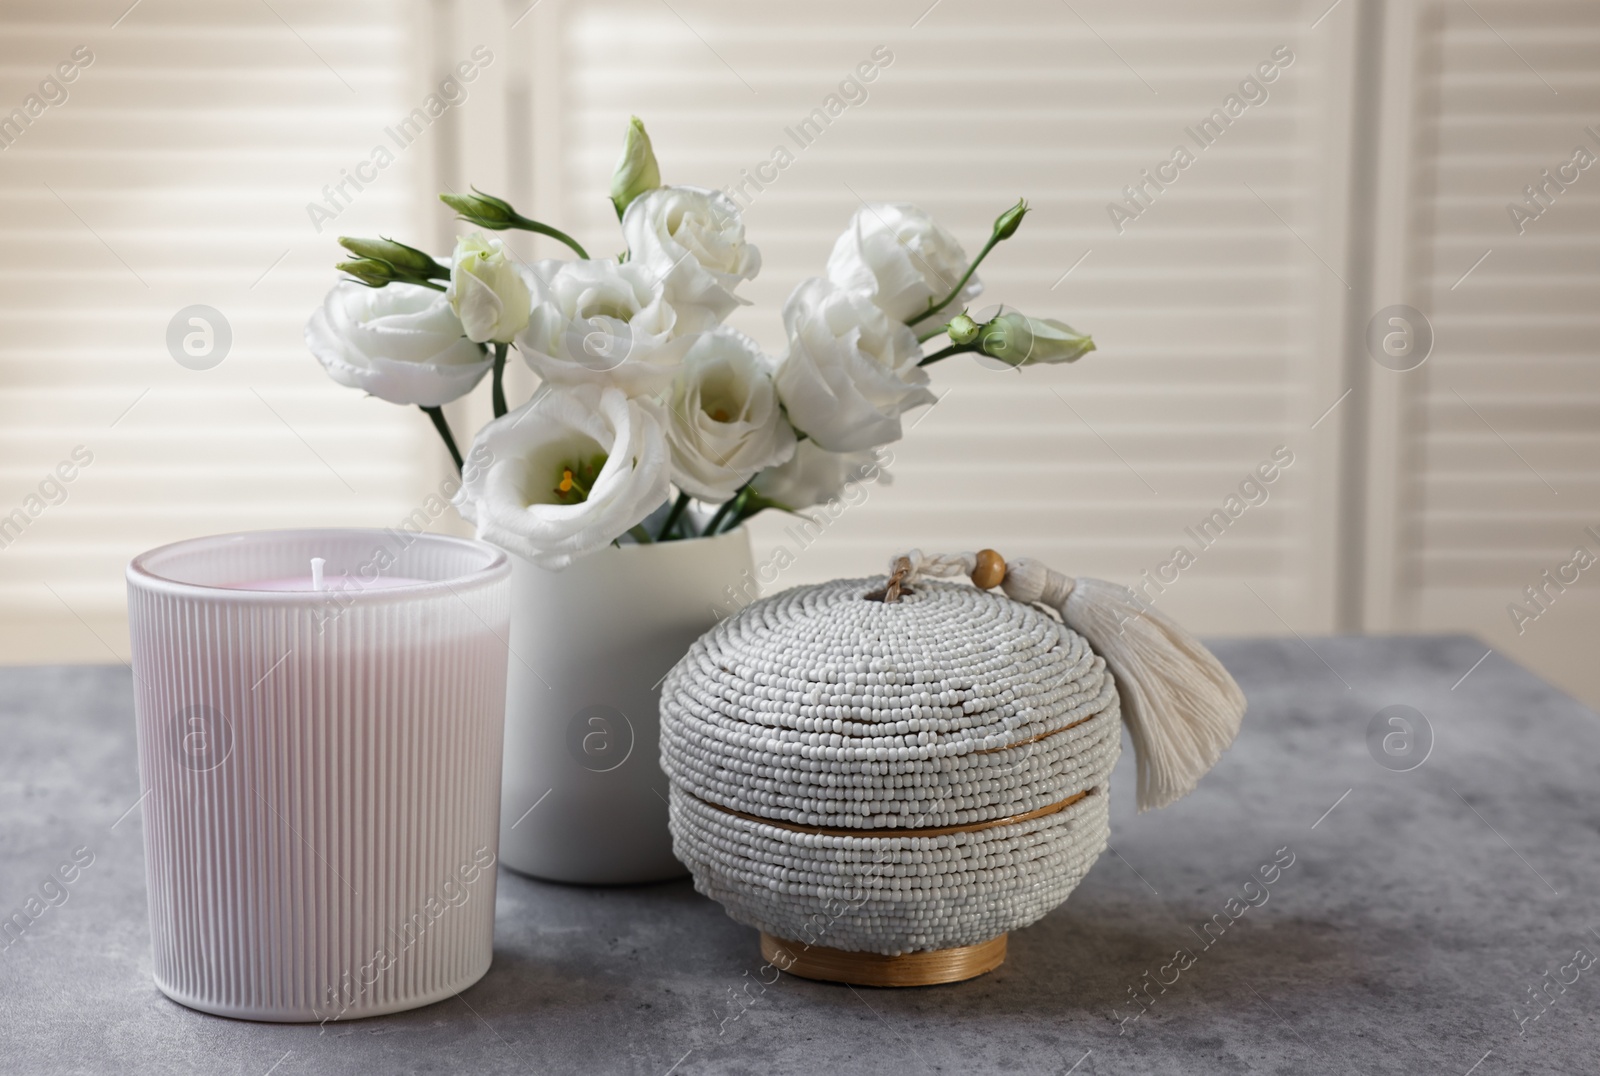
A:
[306, 117, 1095, 569]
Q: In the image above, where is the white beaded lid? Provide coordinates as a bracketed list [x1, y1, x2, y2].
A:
[660, 575, 1123, 955]
[662, 576, 1120, 830]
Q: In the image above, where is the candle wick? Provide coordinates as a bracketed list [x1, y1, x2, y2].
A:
[310, 557, 326, 592]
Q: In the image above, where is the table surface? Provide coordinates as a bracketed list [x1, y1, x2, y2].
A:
[2, 635, 1598, 1076]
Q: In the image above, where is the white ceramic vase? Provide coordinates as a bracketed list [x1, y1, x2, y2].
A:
[498, 526, 755, 884]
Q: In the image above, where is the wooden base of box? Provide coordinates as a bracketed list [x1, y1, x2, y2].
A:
[759, 932, 1007, 987]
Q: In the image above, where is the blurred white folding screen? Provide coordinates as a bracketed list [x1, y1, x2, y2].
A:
[0, 0, 1596, 705]
[0, 1, 442, 661]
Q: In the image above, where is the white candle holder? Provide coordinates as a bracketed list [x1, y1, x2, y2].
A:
[126, 528, 510, 1023]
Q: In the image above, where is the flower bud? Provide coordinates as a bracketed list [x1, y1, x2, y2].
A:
[335, 258, 396, 288]
[991, 198, 1028, 241]
[946, 312, 980, 345]
[610, 116, 662, 217]
[979, 312, 1095, 366]
[338, 236, 446, 280]
[446, 233, 532, 344]
[440, 188, 520, 230]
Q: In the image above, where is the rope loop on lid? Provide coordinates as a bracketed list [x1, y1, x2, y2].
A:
[874, 549, 975, 602]
[886, 548, 975, 582]
[888, 548, 1078, 608]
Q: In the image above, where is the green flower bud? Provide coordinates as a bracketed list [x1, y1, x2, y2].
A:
[438, 190, 590, 259]
[992, 198, 1028, 241]
[439, 188, 520, 230]
[979, 312, 1095, 366]
[335, 258, 396, 288]
[337, 236, 446, 280]
[946, 312, 981, 345]
[609, 116, 662, 217]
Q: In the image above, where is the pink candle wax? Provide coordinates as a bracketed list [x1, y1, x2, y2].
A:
[220, 556, 428, 592]
[228, 576, 428, 592]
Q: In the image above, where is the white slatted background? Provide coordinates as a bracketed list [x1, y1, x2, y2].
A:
[1401, 0, 1600, 700]
[521, 0, 1354, 633]
[10, 0, 1599, 705]
[0, 0, 439, 662]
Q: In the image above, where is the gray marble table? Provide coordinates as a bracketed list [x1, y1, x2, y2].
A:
[2, 635, 1598, 1075]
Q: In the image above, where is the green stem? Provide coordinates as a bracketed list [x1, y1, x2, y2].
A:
[702, 483, 752, 537]
[907, 233, 1001, 327]
[417, 279, 447, 292]
[628, 524, 655, 545]
[714, 488, 763, 535]
[722, 491, 774, 534]
[512, 214, 589, 259]
[657, 492, 691, 541]
[491, 343, 508, 418]
[420, 406, 463, 473]
[917, 322, 952, 344]
[918, 343, 979, 367]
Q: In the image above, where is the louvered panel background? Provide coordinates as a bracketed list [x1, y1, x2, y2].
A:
[524, 0, 1353, 634]
[9, 0, 1598, 706]
[1403, 0, 1600, 702]
[0, 1, 439, 662]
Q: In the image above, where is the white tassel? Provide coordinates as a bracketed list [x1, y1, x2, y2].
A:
[895, 551, 1246, 812]
[1000, 557, 1245, 811]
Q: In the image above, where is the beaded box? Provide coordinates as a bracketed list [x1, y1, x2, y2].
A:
[660, 572, 1125, 986]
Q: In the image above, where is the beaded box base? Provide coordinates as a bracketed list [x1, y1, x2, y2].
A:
[761, 932, 1007, 987]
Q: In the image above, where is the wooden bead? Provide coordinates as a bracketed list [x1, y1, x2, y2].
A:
[971, 549, 1007, 590]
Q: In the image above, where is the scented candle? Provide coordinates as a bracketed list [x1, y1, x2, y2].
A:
[125, 528, 510, 1022]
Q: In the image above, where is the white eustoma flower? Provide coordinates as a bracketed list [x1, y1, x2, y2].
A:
[305, 281, 489, 407]
[663, 328, 796, 501]
[825, 203, 980, 324]
[774, 277, 935, 453]
[621, 185, 760, 332]
[446, 233, 531, 344]
[453, 384, 671, 569]
[752, 441, 890, 512]
[518, 258, 694, 396]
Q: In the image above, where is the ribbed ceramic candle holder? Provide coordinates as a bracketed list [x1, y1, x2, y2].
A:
[126, 528, 511, 1023]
